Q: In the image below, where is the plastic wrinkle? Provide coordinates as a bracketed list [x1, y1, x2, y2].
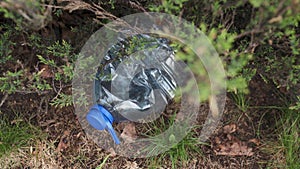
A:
[94, 34, 178, 122]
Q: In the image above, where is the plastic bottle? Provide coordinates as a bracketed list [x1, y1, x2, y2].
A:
[86, 34, 178, 144]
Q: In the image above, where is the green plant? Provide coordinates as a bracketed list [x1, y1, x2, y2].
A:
[143, 114, 205, 169]
[173, 23, 253, 99]
[229, 68, 256, 112]
[28, 70, 52, 91]
[47, 40, 72, 58]
[28, 33, 45, 50]
[50, 93, 73, 108]
[0, 39, 75, 95]
[0, 113, 43, 157]
[41, 40, 75, 83]
[148, 0, 188, 14]
[289, 96, 300, 110]
[230, 92, 249, 112]
[0, 70, 23, 94]
[95, 154, 110, 169]
[0, 25, 15, 64]
[0, 0, 52, 30]
[279, 108, 300, 169]
[247, 0, 299, 99]
[38, 40, 77, 108]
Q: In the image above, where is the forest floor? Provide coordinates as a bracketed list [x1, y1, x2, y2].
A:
[0, 1, 296, 168]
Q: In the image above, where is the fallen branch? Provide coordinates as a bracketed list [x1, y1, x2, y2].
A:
[0, 93, 8, 108]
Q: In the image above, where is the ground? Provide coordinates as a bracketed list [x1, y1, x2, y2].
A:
[0, 74, 285, 168]
[0, 0, 299, 168]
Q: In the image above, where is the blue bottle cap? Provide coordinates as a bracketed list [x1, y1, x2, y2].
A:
[86, 105, 120, 144]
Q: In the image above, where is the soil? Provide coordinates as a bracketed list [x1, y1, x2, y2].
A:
[0, 55, 284, 168]
[0, 74, 282, 168]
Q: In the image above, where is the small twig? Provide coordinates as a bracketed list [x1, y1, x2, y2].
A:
[38, 96, 46, 113]
[52, 76, 58, 93]
[14, 90, 50, 95]
[0, 94, 8, 108]
[235, 29, 263, 39]
[275, 0, 288, 16]
[52, 81, 62, 101]
[225, 9, 235, 31]
[38, 96, 49, 114]
[42, 4, 64, 9]
[128, 0, 147, 13]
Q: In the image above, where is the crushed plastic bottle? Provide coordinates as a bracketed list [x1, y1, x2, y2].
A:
[86, 34, 178, 144]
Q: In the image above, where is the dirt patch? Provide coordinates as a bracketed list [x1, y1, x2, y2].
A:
[0, 83, 279, 168]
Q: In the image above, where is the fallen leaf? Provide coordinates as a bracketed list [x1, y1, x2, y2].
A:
[223, 124, 237, 134]
[39, 119, 56, 127]
[268, 15, 283, 24]
[226, 134, 233, 140]
[40, 64, 54, 78]
[214, 137, 221, 144]
[214, 140, 254, 156]
[268, 39, 273, 45]
[213, 133, 254, 156]
[248, 138, 260, 146]
[55, 130, 70, 152]
[125, 161, 139, 169]
[175, 111, 184, 122]
[10, 118, 23, 124]
[120, 122, 137, 143]
[75, 132, 83, 138]
[108, 148, 116, 157]
[115, 122, 126, 131]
